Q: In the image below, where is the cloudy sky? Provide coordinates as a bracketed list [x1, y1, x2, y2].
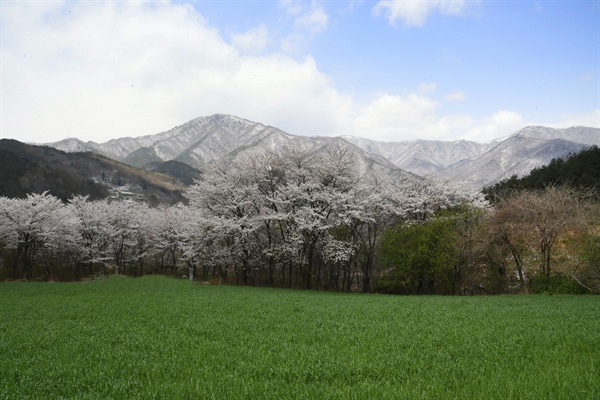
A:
[1, 0, 598, 144]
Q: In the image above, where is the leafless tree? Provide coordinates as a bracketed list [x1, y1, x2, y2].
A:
[487, 185, 589, 291]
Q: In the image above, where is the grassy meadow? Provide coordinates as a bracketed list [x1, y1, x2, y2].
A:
[1, 275, 598, 399]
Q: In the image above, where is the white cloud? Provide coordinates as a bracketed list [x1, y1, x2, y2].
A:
[0, 1, 347, 143]
[353, 94, 440, 141]
[279, 0, 303, 16]
[352, 92, 525, 143]
[231, 25, 269, 54]
[1, 0, 590, 147]
[553, 109, 600, 129]
[444, 91, 466, 102]
[225, 55, 353, 136]
[461, 110, 524, 142]
[419, 82, 437, 94]
[295, 4, 328, 35]
[279, 0, 328, 52]
[373, 0, 471, 27]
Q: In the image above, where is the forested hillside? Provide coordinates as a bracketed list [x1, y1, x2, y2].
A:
[0, 140, 109, 201]
[482, 145, 600, 201]
[0, 139, 189, 204]
[142, 160, 203, 186]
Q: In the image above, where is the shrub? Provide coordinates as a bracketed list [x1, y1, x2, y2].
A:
[530, 274, 589, 294]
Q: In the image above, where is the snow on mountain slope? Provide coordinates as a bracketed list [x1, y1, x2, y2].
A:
[437, 130, 594, 188]
[47, 114, 408, 179]
[48, 114, 276, 167]
[343, 136, 494, 176]
[345, 126, 598, 188]
[48, 138, 104, 155]
[45, 116, 599, 189]
[514, 125, 599, 145]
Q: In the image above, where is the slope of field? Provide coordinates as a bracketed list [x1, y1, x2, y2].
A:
[1, 276, 598, 399]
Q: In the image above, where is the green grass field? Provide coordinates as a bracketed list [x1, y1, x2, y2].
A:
[1, 275, 598, 399]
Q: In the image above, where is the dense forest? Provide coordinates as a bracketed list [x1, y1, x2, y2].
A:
[1, 145, 599, 294]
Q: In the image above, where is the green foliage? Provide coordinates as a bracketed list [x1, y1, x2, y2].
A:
[576, 233, 600, 290]
[483, 145, 600, 202]
[376, 211, 462, 294]
[0, 276, 598, 399]
[579, 233, 600, 268]
[530, 274, 590, 294]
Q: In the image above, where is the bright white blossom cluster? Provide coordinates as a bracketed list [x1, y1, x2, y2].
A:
[0, 145, 477, 288]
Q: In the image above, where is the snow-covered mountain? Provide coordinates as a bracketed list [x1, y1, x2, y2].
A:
[344, 126, 599, 188]
[50, 114, 276, 164]
[433, 127, 597, 187]
[341, 136, 500, 176]
[48, 114, 408, 177]
[46, 115, 599, 189]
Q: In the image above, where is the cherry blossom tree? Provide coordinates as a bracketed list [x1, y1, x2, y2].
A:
[127, 201, 159, 275]
[184, 144, 470, 290]
[0, 192, 64, 278]
[66, 196, 113, 275]
[0, 143, 477, 286]
[151, 205, 186, 274]
[187, 157, 262, 284]
[104, 200, 142, 274]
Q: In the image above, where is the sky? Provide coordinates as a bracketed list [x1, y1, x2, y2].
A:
[1, 0, 599, 144]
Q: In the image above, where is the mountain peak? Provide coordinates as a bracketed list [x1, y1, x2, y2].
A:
[196, 113, 261, 127]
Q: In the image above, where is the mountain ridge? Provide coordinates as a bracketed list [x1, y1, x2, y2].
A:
[48, 114, 410, 178]
[45, 115, 600, 189]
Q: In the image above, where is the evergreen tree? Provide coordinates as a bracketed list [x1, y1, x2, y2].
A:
[483, 146, 600, 203]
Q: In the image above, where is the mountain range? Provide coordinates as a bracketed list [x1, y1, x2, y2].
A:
[344, 125, 598, 188]
[46, 114, 600, 189]
[47, 114, 409, 179]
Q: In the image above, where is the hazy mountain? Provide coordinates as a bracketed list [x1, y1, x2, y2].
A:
[46, 115, 599, 189]
[0, 139, 188, 204]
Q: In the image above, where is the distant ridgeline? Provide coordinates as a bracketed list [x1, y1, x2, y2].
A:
[0, 139, 191, 205]
[483, 145, 600, 201]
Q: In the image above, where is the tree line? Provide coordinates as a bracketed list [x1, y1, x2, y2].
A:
[378, 186, 599, 294]
[1, 145, 598, 294]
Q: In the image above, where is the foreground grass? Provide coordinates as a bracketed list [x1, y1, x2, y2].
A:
[0, 276, 598, 399]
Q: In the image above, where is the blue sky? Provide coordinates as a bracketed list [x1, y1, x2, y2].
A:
[1, 0, 598, 143]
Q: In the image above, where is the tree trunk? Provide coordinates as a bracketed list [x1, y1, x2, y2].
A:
[363, 252, 373, 293]
[510, 248, 527, 293]
[189, 264, 196, 281]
